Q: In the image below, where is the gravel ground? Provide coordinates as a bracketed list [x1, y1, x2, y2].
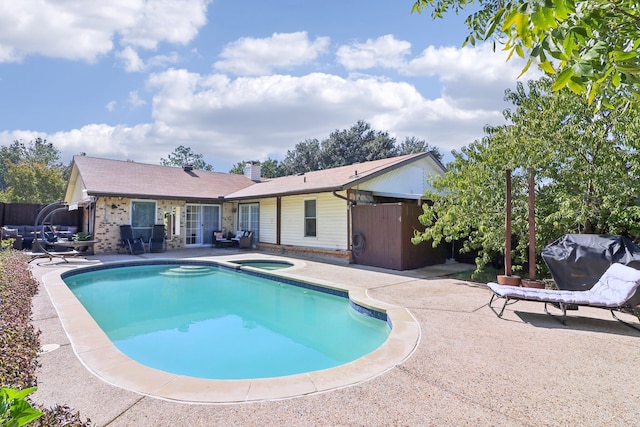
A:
[29, 249, 640, 426]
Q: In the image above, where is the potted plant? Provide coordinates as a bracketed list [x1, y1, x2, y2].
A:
[73, 232, 92, 251]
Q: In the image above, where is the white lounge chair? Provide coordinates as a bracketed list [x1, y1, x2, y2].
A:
[487, 263, 640, 330]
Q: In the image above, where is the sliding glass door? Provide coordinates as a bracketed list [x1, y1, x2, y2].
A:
[238, 203, 259, 244]
[185, 204, 220, 246]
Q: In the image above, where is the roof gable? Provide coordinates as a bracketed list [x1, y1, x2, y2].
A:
[67, 156, 255, 202]
[226, 152, 444, 199]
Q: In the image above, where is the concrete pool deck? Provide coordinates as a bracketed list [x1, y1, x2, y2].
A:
[29, 249, 640, 426]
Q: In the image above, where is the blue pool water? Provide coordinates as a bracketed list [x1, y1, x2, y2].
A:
[63, 263, 390, 380]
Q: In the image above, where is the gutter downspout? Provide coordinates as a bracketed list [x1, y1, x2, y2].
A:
[332, 190, 358, 262]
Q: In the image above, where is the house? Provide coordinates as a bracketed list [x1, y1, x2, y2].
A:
[65, 152, 447, 269]
[64, 156, 255, 253]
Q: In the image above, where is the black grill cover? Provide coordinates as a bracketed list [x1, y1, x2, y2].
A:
[541, 234, 640, 291]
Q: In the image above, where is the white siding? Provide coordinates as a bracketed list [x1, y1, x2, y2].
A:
[355, 156, 444, 197]
[280, 193, 348, 250]
[259, 198, 277, 244]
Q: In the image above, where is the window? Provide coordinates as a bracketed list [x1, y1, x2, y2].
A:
[131, 201, 156, 241]
[304, 199, 316, 237]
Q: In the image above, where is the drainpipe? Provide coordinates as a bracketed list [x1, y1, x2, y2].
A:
[332, 190, 358, 260]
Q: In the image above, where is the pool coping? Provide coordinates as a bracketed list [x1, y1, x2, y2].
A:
[41, 257, 421, 404]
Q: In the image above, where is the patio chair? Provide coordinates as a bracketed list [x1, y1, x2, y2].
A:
[149, 224, 166, 253]
[119, 225, 145, 255]
[231, 230, 253, 249]
[213, 231, 234, 248]
[487, 263, 640, 331]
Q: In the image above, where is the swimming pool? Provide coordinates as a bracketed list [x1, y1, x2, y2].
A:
[43, 258, 420, 403]
[62, 262, 390, 379]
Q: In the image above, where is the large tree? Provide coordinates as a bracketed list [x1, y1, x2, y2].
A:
[413, 78, 640, 274]
[240, 121, 444, 177]
[160, 145, 214, 171]
[0, 138, 65, 190]
[397, 136, 444, 163]
[279, 139, 323, 175]
[0, 162, 66, 204]
[319, 120, 397, 168]
[0, 138, 67, 202]
[412, 0, 640, 110]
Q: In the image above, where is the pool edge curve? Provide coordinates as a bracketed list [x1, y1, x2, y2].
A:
[41, 258, 421, 404]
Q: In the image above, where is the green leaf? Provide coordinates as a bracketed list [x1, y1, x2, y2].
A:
[615, 64, 640, 75]
[9, 399, 43, 426]
[539, 59, 558, 74]
[553, 67, 574, 90]
[553, 0, 569, 20]
[485, 8, 505, 39]
[612, 50, 638, 62]
[612, 71, 621, 87]
[566, 76, 587, 94]
[571, 62, 594, 77]
[518, 59, 533, 78]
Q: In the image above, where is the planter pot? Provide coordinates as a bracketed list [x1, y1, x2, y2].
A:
[522, 279, 545, 289]
[497, 275, 521, 286]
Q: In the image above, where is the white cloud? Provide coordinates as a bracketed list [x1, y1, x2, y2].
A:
[128, 91, 146, 108]
[336, 34, 411, 70]
[0, 33, 534, 170]
[106, 101, 117, 112]
[213, 32, 330, 76]
[403, 44, 527, 81]
[117, 46, 144, 72]
[0, 0, 209, 63]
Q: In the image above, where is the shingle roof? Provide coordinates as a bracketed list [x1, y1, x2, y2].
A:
[72, 156, 255, 201]
[226, 152, 439, 199]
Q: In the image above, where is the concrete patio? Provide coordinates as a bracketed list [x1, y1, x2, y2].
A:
[29, 248, 640, 426]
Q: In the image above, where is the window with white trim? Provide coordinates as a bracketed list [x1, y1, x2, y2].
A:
[304, 199, 317, 237]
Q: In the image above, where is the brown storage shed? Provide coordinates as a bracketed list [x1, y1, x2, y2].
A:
[351, 203, 447, 270]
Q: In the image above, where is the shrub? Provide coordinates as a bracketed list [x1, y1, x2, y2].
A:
[0, 251, 92, 426]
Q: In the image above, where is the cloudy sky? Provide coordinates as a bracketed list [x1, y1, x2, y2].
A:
[0, 0, 540, 171]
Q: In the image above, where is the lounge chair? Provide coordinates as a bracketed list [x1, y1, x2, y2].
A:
[149, 224, 166, 253]
[119, 225, 145, 255]
[487, 263, 640, 331]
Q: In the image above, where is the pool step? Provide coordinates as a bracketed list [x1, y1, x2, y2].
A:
[160, 265, 216, 277]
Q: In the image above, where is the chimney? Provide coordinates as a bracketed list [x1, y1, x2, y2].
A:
[183, 164, 193, 172]
[244, 161, 261, 182]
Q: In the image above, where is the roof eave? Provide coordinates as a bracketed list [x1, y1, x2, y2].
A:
[86, 191, 226, 203]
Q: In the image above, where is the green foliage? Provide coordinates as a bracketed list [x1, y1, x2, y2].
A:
[72, 232, 91, 241]
[160, 145, 214, 171]
[280, 138, 323, 175]
[397, 136, 444, 163]
[232, 121, 444, 177]
[0, 138, 67, 202]
[319, 120, 397, 168]
[413, 77, 640, 273]
[412, 0, 640, 110]
[229, 158, 284, 178]
[279, 121, 443, 175]
[228, 161, 245, 175]
[0, 386, 43, 427]
[0, 162, 66, 203]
